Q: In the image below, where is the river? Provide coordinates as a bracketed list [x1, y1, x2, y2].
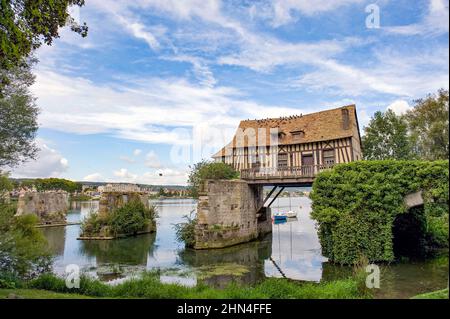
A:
[39, 197, 448, 299]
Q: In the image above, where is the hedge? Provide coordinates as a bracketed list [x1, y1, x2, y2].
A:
[310, 160, 449, 264]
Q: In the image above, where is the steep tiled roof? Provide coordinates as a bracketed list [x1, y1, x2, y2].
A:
[212, 104, 360, 158]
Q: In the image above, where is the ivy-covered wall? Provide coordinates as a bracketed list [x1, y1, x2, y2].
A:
[310, 160, 448, 264]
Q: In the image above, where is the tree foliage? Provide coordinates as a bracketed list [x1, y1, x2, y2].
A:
[406, 89, 449, 160]
[174, 211, 197, 248]
[81, 200, 157, 237]
[109, 200, 156, 236]
[0, 172, 13, 192]
[362, 89, 449, 161]
[0, 59, 39, 168]
[188, 160, 239, 198]
[0, 202, 52, 287]
[362, 109, 413, 160]
[0, 0, 88, 90]
[310, 160, 449, 264]
[33, 178, 81, 192]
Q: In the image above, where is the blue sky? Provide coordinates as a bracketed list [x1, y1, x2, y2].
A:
[10, 0, 449, 185]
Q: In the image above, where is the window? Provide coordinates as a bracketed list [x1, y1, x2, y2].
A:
[323, 149, 335, 166]
[278, 153, 288, 168]
[291, 130, 305, 140]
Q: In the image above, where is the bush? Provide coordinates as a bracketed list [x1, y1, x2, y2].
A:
[311, 160, 448, 264]
[80, 200, 157, 237]
[174, 211, 197, 247]
[110, 200, 156, 236]
[188, 160, 239, 198]
[80, 212, 106, 237]
[0, 203, 52, 285]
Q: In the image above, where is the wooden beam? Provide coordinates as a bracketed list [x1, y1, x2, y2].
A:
[268, 187, 285, 207]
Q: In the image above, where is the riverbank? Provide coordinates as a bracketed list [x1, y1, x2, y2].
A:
[411, 288, 449, 299]
[2, 279, 448, 299]
[5, 272, 371, 299]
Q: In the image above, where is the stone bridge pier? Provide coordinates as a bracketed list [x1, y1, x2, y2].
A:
[194, 180, 272, 249]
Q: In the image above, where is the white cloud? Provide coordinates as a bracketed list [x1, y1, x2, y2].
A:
[31, 67, 308, 146]
[145, 151, 162, 169]
[110, 167, 187, 185]
[387, 100, 412, 115]
[292, 47, 449, 97]
[113, 168, 138, 182]
[133, 149, 142, 156]
[269, 0, 364, 27]
[385, 0, 449, 36]
[119, 156, 136, 164]
[11, 140, 69, 178]
[162, 55, 217, 87]
[142, 168, 188, 185]
[83, 173, 103, 182]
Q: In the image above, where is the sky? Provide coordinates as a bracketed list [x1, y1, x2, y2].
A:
[10, 0, 450, 185]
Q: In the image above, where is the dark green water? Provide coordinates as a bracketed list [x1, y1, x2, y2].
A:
[40, 198, 448, 298]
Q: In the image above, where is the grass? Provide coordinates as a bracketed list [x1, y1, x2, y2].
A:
[411, 288, 449, 299]
[23, 271, 371, 299]
[0, 289, 94, 299]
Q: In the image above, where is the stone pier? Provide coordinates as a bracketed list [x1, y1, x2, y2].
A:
[194, 180, 272, 249]
[16, 192, 69, 225]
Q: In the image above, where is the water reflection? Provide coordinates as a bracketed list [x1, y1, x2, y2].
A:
[40, 197, 448, 298]
[79, 233, 156, 281]
[267, 197, 327, 282]
[178, 234, 272, 288]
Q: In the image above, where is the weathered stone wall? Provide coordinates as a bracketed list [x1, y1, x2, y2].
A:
[98, 192, 149, 217]
[194, 180, 272, 249]
[16, 192, 69, 224]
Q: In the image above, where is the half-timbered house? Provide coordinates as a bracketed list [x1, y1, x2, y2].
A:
[212, 105, 362, 181]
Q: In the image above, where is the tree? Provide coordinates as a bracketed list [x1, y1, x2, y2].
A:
[0, 0, 88, 92]
[362, 109, 413, 160]
[33, 178, 81, 192]
[405, 89, 449, 161]
[187, 160, 239, 198]
[0, 60, 39, 168]
[0, 204, 52, 286]
[0, 172, 13, 192]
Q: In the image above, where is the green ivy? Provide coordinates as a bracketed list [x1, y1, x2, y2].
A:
[310, 160, 449, 264]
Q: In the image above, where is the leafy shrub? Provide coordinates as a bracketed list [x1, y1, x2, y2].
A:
[174, 211, 197, 247]
[80, 212, 106, 237]
[311, 160, 448, 264]
[0, 203, 52, 284]
[110, 200, 156, 236]
[188, 160, 239, 198]
[80, 200, 157, 237]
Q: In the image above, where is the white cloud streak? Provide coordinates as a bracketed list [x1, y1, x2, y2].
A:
[11, 140, 69, 178]
[385, 0, 449, 36]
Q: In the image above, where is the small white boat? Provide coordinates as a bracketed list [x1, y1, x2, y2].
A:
[286, 211, 297, 218]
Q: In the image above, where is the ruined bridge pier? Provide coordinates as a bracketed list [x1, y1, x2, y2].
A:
[194, 180, 272, 249]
